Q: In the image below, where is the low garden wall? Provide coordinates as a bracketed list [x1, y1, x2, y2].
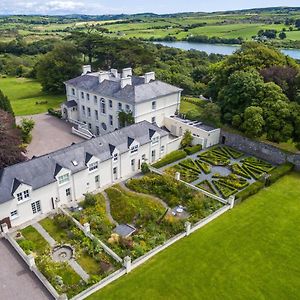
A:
[59, 207, 123, 263]
[221, 131, 300, 170]
[69, 204, 231, 300]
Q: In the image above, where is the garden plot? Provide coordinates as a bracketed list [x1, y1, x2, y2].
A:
[72, 177, 222, 260]
[15, 213, 119, 298]
[159, 146, 276, 199]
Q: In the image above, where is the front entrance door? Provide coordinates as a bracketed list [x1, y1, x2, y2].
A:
[0, 217, 11, 231]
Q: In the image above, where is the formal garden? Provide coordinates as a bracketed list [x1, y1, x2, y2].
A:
[71, 177, 222, 260]
[158, 145, 278, 199]
[14, 213, 120, 298]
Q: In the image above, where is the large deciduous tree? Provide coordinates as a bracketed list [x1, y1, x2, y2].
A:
[241, 106, 265, 138]
[36, 42, 81, 93]
[0, 109, 25, 168]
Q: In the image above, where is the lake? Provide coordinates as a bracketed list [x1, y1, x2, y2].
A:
[153, 41, 300, 60]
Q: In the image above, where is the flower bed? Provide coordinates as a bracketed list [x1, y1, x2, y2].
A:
[126, 173, 223, 223]
[198, 148, 230, 166]
[213, 180, 238, 198]
[196, 180, 217, 195]
[164, 164, 199, 183]
[195, 159, 211, 174]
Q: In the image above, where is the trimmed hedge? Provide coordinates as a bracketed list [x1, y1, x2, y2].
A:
[152, 150, 187, 169]
[267, 162, 294, 186]
[235, 181, 265, 203]
[184, 144, 202, 155]
[48, 108, 62, 118]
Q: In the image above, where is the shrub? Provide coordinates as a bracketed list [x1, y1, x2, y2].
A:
[18, 117, 35, 144]
[180, 130, 193, 148]
[235, 181, 265, 202]
[82, 193, 98, 208]
[184, 144, 202, 155]
[48, 108, 62, 119]
[267, 162, 294, 186]
[152, 150, 187, 168]
[141, 162, 150, 174]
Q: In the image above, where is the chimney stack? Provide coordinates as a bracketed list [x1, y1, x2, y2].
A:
[111, 68, 119, 78]
[122, 68, 132, 78]
[82, 65, 91, 75]
[99, 71, 110, 83]
[121, 77, 132, 89]
[144, 71, 155, 83]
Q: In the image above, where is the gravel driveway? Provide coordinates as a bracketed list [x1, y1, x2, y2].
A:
[0, 238, 53, 300]
[16, 113, 84, 158]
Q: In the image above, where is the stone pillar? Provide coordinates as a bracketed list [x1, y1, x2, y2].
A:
[228, 195, 235, 209]
[185, 221, 191, 236]
[28, 254, 35, 270]
[124, 256, 132, 274]
[1, 223, 8, 234]
[175, 172, 181, 181]
[83, 222, 90, 234]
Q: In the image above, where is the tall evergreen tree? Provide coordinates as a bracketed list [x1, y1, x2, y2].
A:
[0, 89, 14, 116]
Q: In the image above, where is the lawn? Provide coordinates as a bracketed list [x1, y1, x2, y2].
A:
[0, 77, 64, 115]
[87, 172, 300, 300]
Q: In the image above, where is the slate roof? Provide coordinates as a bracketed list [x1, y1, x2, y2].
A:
[0, 121, 169, 204]
[63, 100, 77, 108]
[65, 74, 182, 104]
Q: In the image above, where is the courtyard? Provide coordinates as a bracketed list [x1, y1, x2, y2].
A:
[16, 113, 84, 158]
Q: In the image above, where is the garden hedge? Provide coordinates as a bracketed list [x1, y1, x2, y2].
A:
[267, 162, 294, 186]
[184, 144, 202, 155]
[152, 150, 187, 168]
[235, 181, 265, 203]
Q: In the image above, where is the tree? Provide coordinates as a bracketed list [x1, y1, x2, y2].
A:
[279, 31, 287, 39]
[18, 118, 35, 144]
[0, 109, 25, 168]
[36, 42, 81, 93]
[295, 19, 300, 29]
[181, 130, 193, 148]
[0, 89, 14, 115]
[241, 106, 265, 138]
[217, 69, 265, 122]
[260, 66, 300, 102]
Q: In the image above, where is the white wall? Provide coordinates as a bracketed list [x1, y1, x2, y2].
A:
[134, 92, 180, 127]
[0, 134, 175, 229]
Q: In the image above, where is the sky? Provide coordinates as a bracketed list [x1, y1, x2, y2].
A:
[0, 0, 299, 15]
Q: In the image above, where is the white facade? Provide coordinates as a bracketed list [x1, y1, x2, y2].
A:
[62, 67, 182, 136]
[0, 122, 172, 229]
[164, 116, 221, 148]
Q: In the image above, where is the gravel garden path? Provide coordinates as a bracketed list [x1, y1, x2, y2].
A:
[102, 191, 119, 226]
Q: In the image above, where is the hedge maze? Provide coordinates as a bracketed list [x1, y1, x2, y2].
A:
[162, 146, 276, 199]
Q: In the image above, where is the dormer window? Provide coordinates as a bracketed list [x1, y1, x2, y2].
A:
[152, 136, 159, 146]
[130, 145, 139, 154]
[89, 162, 98, 172]
[17, 190, 30, 201]
[113, 153, 118, 162]
[58, 174, 70, 185]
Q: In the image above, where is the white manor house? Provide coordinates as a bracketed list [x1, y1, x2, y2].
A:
[0, 66, 220, 230]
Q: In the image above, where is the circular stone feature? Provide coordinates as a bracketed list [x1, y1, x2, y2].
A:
[52, 245, 74, 262]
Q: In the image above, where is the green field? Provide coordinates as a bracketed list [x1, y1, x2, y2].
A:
[87, 172, 300, 300]
[0, 77, 64, 115]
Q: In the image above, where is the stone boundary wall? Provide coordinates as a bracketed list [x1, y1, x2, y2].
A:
[70, 205, 230, 300]
[60, 207, 123, 263]
[221, 130, 300, 170]
[5, 233, 60, 299]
